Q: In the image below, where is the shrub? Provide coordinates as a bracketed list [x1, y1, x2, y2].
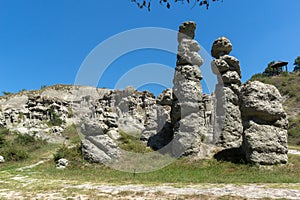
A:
[47, 108, 64, 127]
[0, 127, 9, 135]
[118, 131, 151, 153]
[0, 146, 29, 161]
[0, 134, 6, 146]
[53, 144, 82, 162]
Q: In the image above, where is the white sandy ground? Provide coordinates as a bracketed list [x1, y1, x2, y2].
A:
[0, 149, 299, 200]
[1, 182, 300, 200]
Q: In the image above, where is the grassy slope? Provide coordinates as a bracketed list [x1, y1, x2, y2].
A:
[250, 72, 300, 147]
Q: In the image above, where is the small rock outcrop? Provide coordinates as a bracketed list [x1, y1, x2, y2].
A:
[211, 37, 243, 149]
[171, 21, 207, 156]
[56, 158, 69, 169]
[241, 81, 288, 165]
[0, 155, 5, 163]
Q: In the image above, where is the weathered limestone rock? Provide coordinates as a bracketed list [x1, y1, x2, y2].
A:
[171, 21, 207, 156]
[0, 156, 5, 163]
[211, 37, 233, 59]
[241, 81, 288, 165]
[157, 89, 172, 106]
[241, 81, 287, 124]
[81, 135, 121, 163]
[56, 158, 69, 169]
[211, 37, 243, 149]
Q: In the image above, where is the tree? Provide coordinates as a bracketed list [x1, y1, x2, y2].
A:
[131, 0, 223, 11]
[294, 56, 300, 72]
[294, 56, 300, 67]
[2, 91, 12, 96]
[263, 61, 275, 76]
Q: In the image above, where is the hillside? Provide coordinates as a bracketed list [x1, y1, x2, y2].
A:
[250, 72, 300, 146]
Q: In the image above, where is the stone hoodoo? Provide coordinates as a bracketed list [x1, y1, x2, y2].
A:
[241, 81, 288, 165]
[211, 37, 243, 149]
[0, 22, 289, 166]
[171, 21, 207, 156]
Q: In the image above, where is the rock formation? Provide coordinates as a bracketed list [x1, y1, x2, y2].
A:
[211, 37, 243, 149]
[0, 155, 4, 163]
[241, 81, 288, 165]
[56, 158, 69, 169]
[171, 21, 208, 156]
[0, 22, 289, 166]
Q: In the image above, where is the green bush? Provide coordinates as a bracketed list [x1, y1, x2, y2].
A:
[0, 146, 29, 161]
[0, 132, 47, 162]
[47, 108, 64, 127]
[0, 127, 9, 135]
[118, 131, 151, 153]
[15, 134, 36, 145]
[0, 134, 6, 146]
[53, 144, 82, 162]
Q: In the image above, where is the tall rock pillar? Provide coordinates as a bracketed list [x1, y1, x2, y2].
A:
[171, 21, 207, 156]
[211, 37, 243, 149]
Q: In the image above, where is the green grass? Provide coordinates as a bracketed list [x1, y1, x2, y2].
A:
[117, 131, 152, 153]
[27, 154, 300, 185]
[0, 131, 47, 162]
[61, 124, 81, 144]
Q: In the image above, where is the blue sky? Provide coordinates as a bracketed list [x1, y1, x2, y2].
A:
[0, 0, 299, 96]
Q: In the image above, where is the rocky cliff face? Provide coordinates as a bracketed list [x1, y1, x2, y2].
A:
[0, 21, 288, 165]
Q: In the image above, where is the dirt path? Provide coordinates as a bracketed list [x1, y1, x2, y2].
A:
[1, 173, 300, 200]
[1, 150, 300, 199]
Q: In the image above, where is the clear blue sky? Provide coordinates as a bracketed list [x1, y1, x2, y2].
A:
[0, 0, 299, 96]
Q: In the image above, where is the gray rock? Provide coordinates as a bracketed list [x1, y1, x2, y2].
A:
[178, 21, 196, 42]
[221, 71, 242, 85]
[241, 81, 286, 123]
[211, 59, 230, 75]
[216, 101, 243, 149]
[211, 37, 233, 59]
[220, 55, 241, 77]
[157, 89, 172, 106]
[171, 21, 208, 156]
[82, 135, 121, 163]
[243, 121, 288, 165]
[241, 81, 288, 165]
[81, 120, 107, 136]
[0, 156, 5, 163]
[56, 158, 69, 169]
[211, 37, 243, 151]
[177, 39, 203, 66]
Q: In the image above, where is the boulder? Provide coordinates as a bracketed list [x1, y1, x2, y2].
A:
[81, 135, 121, 163]
[0, 156, 5, 163]
[220, 55, 241, 77]
[221, 71, 242, 85]
[241, 81, 288, 165]
[157, 89, 172, 106]
[243, 121, 288, 165]
[178, 21, 196, 42]
[56, 158, 69, 169]
[241, 81, 286, 123]
[211, 37, 232, 59]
